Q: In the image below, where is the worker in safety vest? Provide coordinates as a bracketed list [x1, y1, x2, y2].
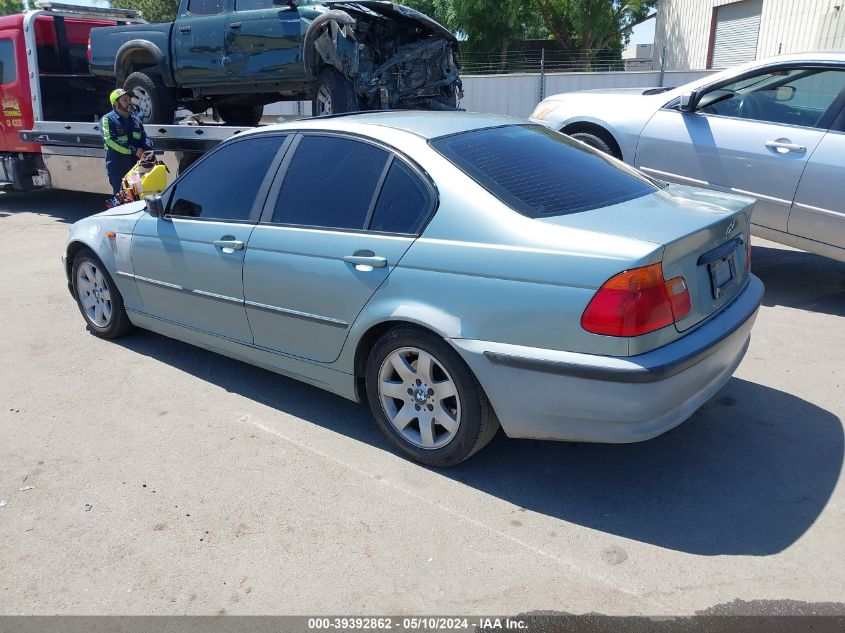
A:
[102, 88, 153, 194]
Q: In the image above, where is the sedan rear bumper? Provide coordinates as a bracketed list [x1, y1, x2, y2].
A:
[449, 274, 764, 443]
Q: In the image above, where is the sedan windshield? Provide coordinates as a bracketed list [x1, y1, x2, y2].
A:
[430, 124, 657, 218]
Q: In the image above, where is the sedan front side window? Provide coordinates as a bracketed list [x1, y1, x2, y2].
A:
[168, 135, 286, 222]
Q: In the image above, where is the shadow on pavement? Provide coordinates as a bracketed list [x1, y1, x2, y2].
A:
[115, 327, 842, 558]
[752, 243, 845, 317]
[0, 190, 105, 224]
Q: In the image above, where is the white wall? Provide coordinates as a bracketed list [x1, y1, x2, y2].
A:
[654, 0, 845, 71]
[264, 69, 715, 121]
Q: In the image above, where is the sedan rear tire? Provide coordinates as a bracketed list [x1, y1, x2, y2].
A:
[72, 248, 134, 339]
[366, 326, 499, 466]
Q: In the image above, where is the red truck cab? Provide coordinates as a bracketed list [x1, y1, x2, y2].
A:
[0, 2, 140, 190]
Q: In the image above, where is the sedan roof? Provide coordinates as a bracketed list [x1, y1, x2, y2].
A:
[258, 110, 524, 140]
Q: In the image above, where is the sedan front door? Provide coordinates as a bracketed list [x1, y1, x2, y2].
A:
[635, 66, 845, 234]
[131, 134, 288, 342]
[244, 133, 435, 363]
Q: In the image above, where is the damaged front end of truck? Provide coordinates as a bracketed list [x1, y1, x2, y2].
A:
[305, 1, 463, 111]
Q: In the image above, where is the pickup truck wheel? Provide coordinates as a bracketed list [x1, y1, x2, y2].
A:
[217, 105, 263, 126]
[312, 67, 359, 116]
[124, 71, 176, 125]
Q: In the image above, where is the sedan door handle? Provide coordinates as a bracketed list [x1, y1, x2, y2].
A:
[765, 139, 806, 154]
[213, 239, 245, 253]
[179, 25, 191, 33]
[343, 255, 387, 269]
[228, 22, 241, 29]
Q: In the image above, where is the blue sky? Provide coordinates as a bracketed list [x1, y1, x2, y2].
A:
[629, 15, 656, 46]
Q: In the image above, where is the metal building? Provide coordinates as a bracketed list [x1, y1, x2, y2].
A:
[653, 0, 845, 70]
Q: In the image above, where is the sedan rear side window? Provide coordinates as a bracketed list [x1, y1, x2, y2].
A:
[169, 135, 284, 221]
[431, 125, 657, 218]
[272, 136, 389, 230]
[369, 160, 431, 234]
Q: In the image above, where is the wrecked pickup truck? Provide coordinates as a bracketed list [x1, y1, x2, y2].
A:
[88, 0, 462, 124]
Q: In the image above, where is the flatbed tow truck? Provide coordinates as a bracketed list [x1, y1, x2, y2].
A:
[1, 2, 255, 195]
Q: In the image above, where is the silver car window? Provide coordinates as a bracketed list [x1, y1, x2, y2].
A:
[431, 125, 656, 219]
[271, 135, 390, 230]
[698, 68, 845, 129]
[168, 135, 285, 221]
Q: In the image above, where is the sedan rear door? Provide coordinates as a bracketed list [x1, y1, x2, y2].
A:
[788, 125, 845, 260]
[243, 133, 435, 363]
[635, 65, 845, 234]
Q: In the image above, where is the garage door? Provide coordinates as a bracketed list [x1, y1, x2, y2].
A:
[711, 0, 763, 69]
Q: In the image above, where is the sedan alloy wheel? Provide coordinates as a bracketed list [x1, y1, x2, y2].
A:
[377, 346, 461, 449]
[76, 260, 113, 328]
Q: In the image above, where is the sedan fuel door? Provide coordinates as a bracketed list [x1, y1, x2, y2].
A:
[224, 0, 304, 80]
[244, 133, 434, 363]
[635, 66, 845, 234]
[130, 134, 288, 343]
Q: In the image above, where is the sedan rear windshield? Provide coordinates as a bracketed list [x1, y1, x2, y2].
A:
[430, 125, 657, 218]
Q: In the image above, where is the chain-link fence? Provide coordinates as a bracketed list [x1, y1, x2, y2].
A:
[458, 49, 654, 75]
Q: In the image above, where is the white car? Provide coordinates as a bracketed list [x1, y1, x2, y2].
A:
[530, 52, 845, 263]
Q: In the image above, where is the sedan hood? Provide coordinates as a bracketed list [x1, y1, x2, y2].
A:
[94, 201, 147, 218]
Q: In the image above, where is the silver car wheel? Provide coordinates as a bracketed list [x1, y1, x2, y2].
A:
[315, 84, 333, 116]
[132, 87, 153, 122]
[378, 346, 461, 450]
[76, 261, 113, 328]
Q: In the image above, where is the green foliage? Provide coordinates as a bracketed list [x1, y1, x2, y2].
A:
[532, 0, 656, 51]
[0, 0, 24, 17]
[116, 0, 178, 23]
[404, 0, 544, 52]
[404, 0, 656, 62]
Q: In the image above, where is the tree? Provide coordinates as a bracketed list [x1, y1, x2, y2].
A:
[117, 0, 178, 23]
[532, 0, 656, 61]
[0, 0, 24, 16]
[404, 0, 545, 69]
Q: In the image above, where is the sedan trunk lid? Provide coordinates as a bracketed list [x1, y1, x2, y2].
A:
[538, 184, 754, 333]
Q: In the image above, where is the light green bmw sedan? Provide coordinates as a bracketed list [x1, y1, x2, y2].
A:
[64, 111, 764, 466]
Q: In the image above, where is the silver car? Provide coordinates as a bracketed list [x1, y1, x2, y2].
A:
[530, 52, 845, 264]
[64, 112, 764, 466]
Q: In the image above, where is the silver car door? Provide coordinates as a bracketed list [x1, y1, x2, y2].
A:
[788, 127, 845, 259]
[636, 66, 845, 234]
[243, 134, 434, 364]
[130, 134, 288, 342]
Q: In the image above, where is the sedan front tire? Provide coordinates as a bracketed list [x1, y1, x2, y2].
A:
[72, 248, 133, 339]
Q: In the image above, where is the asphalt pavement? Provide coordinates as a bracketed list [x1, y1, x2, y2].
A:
[1, 190, 843, 616]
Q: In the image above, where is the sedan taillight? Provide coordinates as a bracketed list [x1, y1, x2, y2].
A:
[581, 263, 691, 337]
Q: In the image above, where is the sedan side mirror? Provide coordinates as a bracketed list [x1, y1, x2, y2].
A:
[146, 194, 164, 218]
[679, 91, 699, 112]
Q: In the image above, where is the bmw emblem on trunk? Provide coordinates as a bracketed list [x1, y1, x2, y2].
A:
[725, 219, 736, 238]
